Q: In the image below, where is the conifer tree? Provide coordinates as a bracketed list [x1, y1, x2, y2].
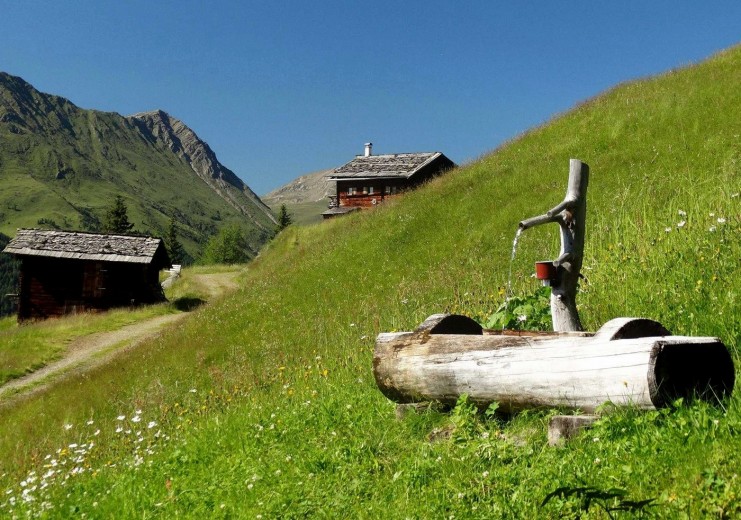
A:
[166, 217, 184, 264]
[103, 195, 135, 234]
[277, 204, 293, 231]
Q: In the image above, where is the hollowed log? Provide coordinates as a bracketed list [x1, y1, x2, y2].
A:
[374, 315, 735, 413]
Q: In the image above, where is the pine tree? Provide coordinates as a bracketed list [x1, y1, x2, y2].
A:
[166, 217, 184, 264]
[103, 195, 135, 234]
[277, 204, 293, 231]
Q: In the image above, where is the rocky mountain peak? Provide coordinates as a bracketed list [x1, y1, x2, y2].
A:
[129, 110, 275, 225]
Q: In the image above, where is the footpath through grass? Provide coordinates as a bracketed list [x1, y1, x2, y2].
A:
[0, 46, 739, 518]
[0, 265, 241, 386]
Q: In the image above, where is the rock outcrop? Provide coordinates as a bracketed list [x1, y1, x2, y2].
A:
[130, 110, 276, 227]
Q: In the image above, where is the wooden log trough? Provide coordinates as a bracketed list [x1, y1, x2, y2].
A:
[374, 314, 735, 413]
[375, 160, 735, 414]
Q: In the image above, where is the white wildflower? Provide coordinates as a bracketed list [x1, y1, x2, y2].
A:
[678, 209, 686, 216]
[717, 217, 726, 224]
[665, 227, 672, 233]
[677, 220, 686, 228]
[709, 226, 717, 232]
[117, 415, 126, 421]
[64, 424, 73, 431]
[147, 421, 157, 429]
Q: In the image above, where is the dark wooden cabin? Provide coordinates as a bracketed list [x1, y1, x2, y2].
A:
[2, 229, 171, 321]
[322, 143, 456, 218]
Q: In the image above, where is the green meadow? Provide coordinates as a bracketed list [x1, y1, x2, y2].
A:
[0, 46, 739, 518]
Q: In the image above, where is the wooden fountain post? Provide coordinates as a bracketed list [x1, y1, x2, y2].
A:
[519, 159, 589, 332]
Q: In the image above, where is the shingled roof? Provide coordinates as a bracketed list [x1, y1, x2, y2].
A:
[2, 229, 170, 266]
[328, 152, 446, 180]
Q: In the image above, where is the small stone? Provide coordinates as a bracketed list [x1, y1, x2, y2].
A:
[548, 415, 598, 446]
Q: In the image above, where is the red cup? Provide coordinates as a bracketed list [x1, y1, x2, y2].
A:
[535, 261, 557, 280]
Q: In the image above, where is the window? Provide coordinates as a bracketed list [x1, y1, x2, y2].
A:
[384, 186, 391, 194]
[368, 186, 374, 195]
[347, 187, 357, 195]
[362, 187, 368, 195]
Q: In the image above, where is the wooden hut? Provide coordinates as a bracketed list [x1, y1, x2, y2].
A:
[322, 143, 456, 218]
[2, 229, 171, 321]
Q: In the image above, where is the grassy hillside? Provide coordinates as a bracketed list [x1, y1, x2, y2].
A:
[0, 46, 740, 518]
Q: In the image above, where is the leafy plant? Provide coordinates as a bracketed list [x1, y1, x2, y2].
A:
[200, 224, 251, 264]
[450, 394, 482, 442]
[483, 285, 552, 331]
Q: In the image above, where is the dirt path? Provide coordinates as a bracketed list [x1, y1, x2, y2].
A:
[0, 270, 241, 401]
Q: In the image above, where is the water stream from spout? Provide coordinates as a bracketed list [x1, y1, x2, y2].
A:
[505, 227, 523, 303]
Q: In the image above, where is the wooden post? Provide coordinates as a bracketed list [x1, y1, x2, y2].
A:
[519, 159, 589, 332]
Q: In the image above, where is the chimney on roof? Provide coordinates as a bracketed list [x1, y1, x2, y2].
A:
[364, 142, 372, 157]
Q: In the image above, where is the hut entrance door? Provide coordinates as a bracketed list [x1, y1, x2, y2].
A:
[82, 262, 108, 306]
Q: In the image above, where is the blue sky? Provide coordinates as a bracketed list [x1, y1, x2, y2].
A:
[2, 1, 740, 194]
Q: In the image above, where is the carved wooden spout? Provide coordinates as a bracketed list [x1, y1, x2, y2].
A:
[519, 159, 589, 332]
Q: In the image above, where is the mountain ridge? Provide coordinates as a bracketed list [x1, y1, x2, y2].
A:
[262, 168, 335, 225]
[0, 72, 276, 260]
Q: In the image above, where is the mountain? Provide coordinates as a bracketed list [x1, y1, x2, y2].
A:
[262, 168, 335, 225]
[0, 72, 277, 261]
[263, 168, 334, 205]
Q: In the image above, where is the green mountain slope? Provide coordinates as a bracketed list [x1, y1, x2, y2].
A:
[0, 72, 277, 261]
[1, 46, 740, 517]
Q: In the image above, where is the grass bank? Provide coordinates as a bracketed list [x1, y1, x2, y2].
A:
[0, 46, 739, 518]
[0, 265, 242, 386]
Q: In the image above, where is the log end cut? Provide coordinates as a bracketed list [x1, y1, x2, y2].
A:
[648, 338, 735, 408]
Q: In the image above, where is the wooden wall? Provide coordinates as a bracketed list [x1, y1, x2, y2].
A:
[335, 155, 456, 209]
[18, 256, 164, 321]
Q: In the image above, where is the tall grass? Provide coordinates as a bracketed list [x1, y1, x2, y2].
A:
[0, 46, 739, 518]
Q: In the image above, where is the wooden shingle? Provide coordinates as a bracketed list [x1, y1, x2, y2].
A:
[328, 152, 443, 180]
[3, 229, 168, 266]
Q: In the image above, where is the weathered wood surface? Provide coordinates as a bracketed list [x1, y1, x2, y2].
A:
[374, 315, 735, 413]
[519, 159, 589, 331]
